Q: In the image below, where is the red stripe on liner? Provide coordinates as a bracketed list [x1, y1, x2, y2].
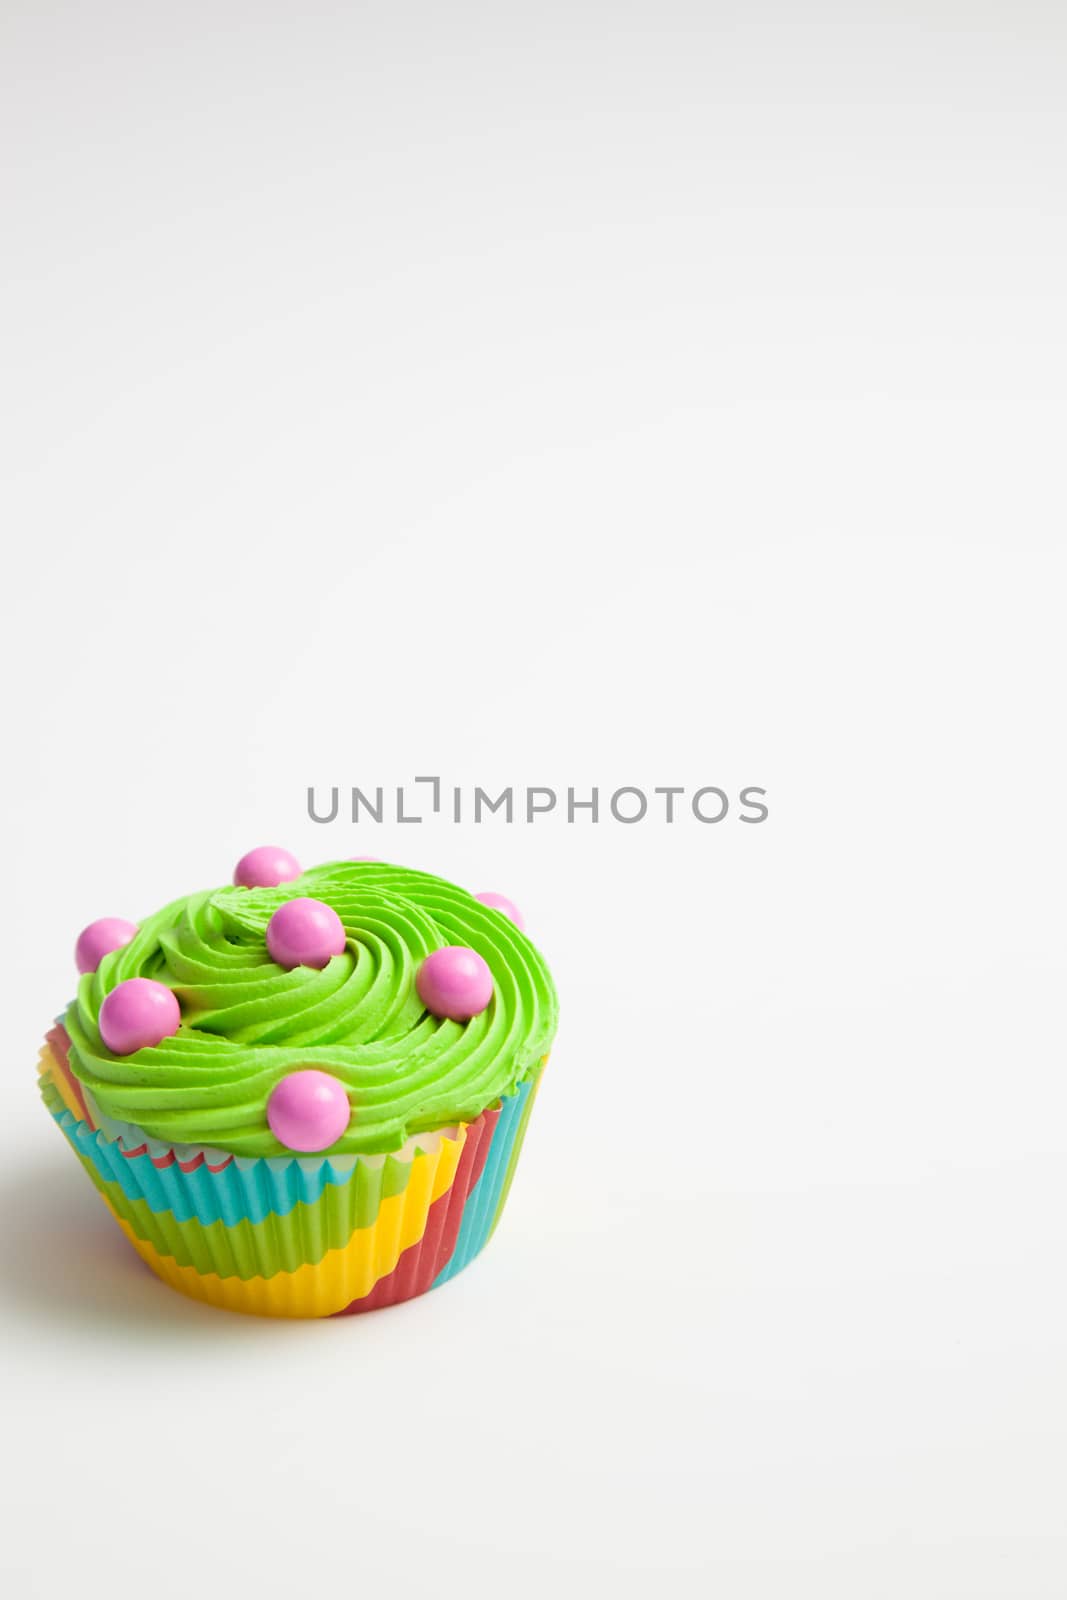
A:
[333, 1103, 500, 1316]
[45, 1023, 94, 1129]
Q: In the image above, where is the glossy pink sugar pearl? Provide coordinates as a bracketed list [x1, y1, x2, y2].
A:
[233, 845, 301, 889]
[99, 978, 181, 1055]
[416, 946, 494, 1022]
[266, 897, 346, 970]
[75, 917, 138, 975]
[474, 892, 524, 931]
[267, 1070, 351, 1152]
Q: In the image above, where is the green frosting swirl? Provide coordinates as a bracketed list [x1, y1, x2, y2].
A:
[64, 861, 558, 1157]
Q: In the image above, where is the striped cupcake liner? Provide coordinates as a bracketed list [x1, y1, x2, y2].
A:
[38, 1025, 544, 1318]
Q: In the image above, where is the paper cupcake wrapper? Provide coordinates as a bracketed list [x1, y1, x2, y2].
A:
[38, 1026, 544, 1318]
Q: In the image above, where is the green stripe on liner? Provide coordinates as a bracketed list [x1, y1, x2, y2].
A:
[71, 1143, 428, 1281]
[38, 1075, 64, 1117]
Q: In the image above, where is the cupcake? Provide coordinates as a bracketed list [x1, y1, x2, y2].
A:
[39, 853, 558, 1317]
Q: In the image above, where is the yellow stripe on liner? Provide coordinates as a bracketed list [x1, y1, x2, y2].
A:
[38, 1042, 84, 1123]
[103, 1126, 465, 1318]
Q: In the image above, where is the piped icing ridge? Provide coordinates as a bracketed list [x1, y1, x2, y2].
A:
[64, 861, 558, 1157]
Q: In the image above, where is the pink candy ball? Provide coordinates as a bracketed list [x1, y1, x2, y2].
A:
[474, 892, 524, 931]
[266, 897, 346, 970]
[416, 946, 494, 1021]
[75, 917, 138, 975]
[99, 978, 181, 1056]
[267, 1070, 351, 1152]
[234, 846, 301, 889]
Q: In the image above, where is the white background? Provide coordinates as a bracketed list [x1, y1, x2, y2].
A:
[1, 3, 1066, 1596]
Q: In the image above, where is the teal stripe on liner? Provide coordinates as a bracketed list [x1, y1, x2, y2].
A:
[432, 1076, 530, 1288]
[51, 1102, 483, 1231]
[50, 1109, 376, 1226]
